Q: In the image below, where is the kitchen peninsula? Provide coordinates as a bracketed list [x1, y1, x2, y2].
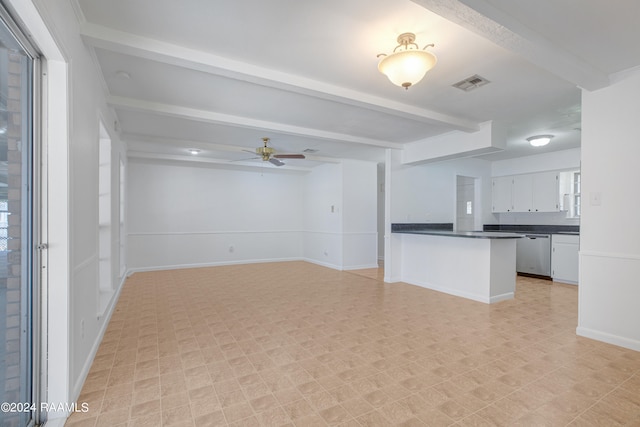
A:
[391, 224, 523, 304]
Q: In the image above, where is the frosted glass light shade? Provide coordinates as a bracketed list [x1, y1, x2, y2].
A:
[378, 49, 437, 89]
[527, 135, 554, 147]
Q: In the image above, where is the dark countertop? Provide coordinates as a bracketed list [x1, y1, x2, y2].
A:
[391, 223, 453, 232]
[391, 223, 578, 237]
[393, 230, 524, 239]
[483, 224, 579, 235]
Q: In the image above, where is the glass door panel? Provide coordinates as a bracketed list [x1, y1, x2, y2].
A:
[0, 10, 36, 427]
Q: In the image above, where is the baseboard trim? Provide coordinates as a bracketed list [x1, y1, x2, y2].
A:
[576, 326, 640, 351]
[71, 274, 127, 402]
[57, 275, 127, 425]
[301, 258, 342, 271]
[490, 292, 515, 304]
[401, 276, 491, 304]
[128, 258, 381, 275]
[127, 257, 303, 275]
[517, 272, 551, 281]
[342, 263, 380, 271]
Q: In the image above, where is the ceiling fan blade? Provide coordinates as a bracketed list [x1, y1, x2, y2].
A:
[242, 149, 258, 155]
[230, 156, 260, 162]
[269, 158, 285, 167]
[273, 154, 305, 159]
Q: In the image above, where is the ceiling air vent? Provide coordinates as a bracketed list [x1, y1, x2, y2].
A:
[452, 74, 490, 92]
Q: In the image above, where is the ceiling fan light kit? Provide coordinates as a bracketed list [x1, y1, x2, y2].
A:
[256, 138, 275, 161]
[377, 32, 437, 90]
[243, 137, 306, 167]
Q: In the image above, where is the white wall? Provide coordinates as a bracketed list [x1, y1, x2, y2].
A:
[578, 69, 640, 351]
[128, 159, 305, 270]
[390, 157, 494, 227]
[341, 160, 378, 269]
[377, 164, 385, 260]
[493, 210, 580, 226]
[302, 161, 378, 270]
[11, 0, 128, 421]
[491, 148, 581, 177]
[128, 158, 378, 272]
[302, 163, 342, 267]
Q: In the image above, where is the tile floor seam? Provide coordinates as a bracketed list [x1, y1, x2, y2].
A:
[565, 377, 634, 427]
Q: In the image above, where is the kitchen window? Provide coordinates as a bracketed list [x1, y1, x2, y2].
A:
[572, 171, 581, 217]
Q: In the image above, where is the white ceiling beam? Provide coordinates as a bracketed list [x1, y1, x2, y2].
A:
[109, 95, 404, 150]
[82, 22, 480, 132]
[125, 134, 343, 165]
[413, 0, 610, 91]
[124, 133, 342, 163]
[123, 133, 252, 153]
[127, 151, 314, 172]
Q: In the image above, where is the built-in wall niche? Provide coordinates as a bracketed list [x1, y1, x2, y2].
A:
[559, 170, 581, 218]
[98, 120, 113, 315]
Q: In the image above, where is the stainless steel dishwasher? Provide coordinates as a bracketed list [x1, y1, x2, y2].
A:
[516, 234, 551, 277]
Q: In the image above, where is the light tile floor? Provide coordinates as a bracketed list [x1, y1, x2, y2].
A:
[65, 261, 640, 426]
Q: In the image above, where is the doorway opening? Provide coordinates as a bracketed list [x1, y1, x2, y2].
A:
[456, 175, 480, 231]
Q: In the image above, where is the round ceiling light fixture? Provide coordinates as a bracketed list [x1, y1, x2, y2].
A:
[188, 149, 201, 155]
[526, 135, 554, 147]
[377, 32, 437, 90]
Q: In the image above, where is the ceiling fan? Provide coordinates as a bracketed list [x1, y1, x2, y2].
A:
[242, 137, 305, 166]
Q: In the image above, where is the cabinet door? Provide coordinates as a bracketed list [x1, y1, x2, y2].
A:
[491, 177, 513, 212]
[532, 172, 559, 212]
[551, 236, 579, 284]
[512, 174, 533, 212]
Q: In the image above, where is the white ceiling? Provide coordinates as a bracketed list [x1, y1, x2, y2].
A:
[76, 0, 640, 168]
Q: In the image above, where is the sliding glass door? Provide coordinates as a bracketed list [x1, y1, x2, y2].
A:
[0, 5, 39, 426]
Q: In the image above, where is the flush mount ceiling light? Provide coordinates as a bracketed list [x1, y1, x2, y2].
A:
[377, 32, 437, 90]
[527, 135, 554, 147]
[188, 149, 201, 155]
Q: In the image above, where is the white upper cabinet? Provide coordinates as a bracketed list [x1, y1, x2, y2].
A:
[512, 174, 533, 212]
[492, 176, 514, 212]
[532, 172, 560, 212]
[492, 171, 560, 213]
